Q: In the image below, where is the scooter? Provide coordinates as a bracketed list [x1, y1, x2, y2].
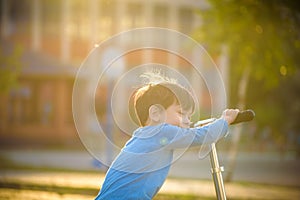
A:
[194, 110, 255, 200]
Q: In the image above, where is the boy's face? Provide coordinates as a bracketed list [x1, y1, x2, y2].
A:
[164, 103, 193, 128]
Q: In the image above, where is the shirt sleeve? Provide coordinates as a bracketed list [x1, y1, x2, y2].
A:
[162, 118, 228, 149]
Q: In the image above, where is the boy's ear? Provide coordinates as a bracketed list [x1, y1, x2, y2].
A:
[149, 104, 164, 122]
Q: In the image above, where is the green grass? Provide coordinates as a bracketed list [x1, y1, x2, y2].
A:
[0, 181, 211, 200]
[0, 180, 218, 200]
[0, 180, 268, 200]
[0, 181, 97, 196]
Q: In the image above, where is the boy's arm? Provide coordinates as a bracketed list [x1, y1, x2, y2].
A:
[163, 118, 228, 149]
[163, 109, 239, 149]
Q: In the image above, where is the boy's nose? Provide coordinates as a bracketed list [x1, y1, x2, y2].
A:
[181, 117, 191, 127]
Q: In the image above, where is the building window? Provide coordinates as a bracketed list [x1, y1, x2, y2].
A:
[65, 80, 75, 124]
[179, 7, 194, 35]
[42, 0, 61, 37]
[8, 83, 33, 124]
[99, 0, 116, 40]
[127, 3, 144, 28]
[38, 81, 54, 125]
[154, 4, 169, 27]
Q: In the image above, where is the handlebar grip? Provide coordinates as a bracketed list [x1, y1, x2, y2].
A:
[231, 109, 255, 125]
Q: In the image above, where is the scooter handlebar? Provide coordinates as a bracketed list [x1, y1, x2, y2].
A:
[230, 109, 255, 125]
[193, 109, 255, 127]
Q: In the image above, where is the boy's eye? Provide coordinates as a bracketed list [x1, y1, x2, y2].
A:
[177, 111, 184, 115]
[178, 111, 192, 119]
[178, 111, 190, 118]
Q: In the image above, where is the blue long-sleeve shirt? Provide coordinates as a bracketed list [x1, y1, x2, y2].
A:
[95, 118, 228, 200]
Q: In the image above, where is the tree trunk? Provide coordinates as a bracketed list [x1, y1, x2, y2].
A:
[225, 67, 250, 182]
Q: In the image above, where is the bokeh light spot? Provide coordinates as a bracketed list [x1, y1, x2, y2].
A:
[280, 65, 287, 76]
[160, 137, 169, 146]
[255, 25, 263, 34]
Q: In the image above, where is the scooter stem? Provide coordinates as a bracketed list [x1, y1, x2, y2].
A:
[210, 143, 227, 200]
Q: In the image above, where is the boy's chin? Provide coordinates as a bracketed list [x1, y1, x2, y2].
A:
[172, 123, 189, 128]
[180, 125, 190, 128]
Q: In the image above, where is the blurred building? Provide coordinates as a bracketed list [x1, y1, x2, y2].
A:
[0, 0, 226, 147]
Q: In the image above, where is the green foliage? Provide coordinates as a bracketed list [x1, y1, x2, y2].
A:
[194, 0, 300, 135]
[195, 0, 299, 88]
[0, 44, 23, 94]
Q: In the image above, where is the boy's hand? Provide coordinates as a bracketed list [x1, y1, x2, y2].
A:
[222, 109, 240, 125]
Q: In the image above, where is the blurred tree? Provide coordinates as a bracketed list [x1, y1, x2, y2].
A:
[0, 44, 23, 94]
[194, 0, 300, 181]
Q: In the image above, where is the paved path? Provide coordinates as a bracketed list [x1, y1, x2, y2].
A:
[1, 149, 300, 187]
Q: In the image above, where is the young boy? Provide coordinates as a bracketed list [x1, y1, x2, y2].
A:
[95, 79, 239, 200]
